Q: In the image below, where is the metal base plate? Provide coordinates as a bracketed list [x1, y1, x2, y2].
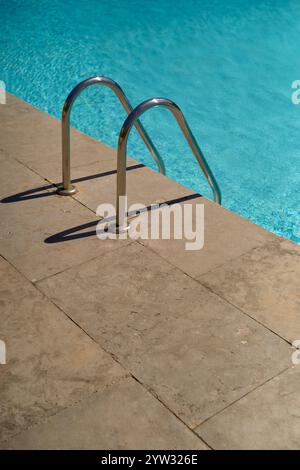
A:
[56, 185, 78, 196]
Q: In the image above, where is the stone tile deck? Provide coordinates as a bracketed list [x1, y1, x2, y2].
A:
[0, 92, 299, 449]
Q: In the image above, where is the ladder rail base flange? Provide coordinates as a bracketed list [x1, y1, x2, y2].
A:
[56, 185, 78, 196]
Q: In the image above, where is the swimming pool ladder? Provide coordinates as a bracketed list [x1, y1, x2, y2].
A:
[56, 76, 221, 226]
[116, 97, 221, 229]
[57, 76, 165, 195]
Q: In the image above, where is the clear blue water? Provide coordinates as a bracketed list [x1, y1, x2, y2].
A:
[1, 0, 299, 242]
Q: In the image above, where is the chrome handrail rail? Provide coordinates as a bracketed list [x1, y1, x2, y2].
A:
[116, 97, 221, 227]
[57, 76, 165, 196]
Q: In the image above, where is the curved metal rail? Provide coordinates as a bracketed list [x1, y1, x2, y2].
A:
[57, 76, 165, 195]
[116, 97, 221, 227]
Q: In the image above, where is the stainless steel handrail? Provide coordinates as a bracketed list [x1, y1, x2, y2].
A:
[57, 76, 166, 196]
[116, 97, 221, 227]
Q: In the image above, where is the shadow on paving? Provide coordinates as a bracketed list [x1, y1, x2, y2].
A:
[0, 164, 145, 203]
[45, 193, 202, 243]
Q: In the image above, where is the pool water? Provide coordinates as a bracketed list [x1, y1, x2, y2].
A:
[1, 0, 299, 242]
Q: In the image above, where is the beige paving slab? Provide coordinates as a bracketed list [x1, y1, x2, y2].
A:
[0, 255, 126, 443]
[73, 164, 196, 213]
[0, 148, 10, 163]
[37, 243, 291, 428]
[18, 135, 139, 186]
[196, 365, 300, 450]
[140, 199, 276, 278]
[198, 239, 300, 343]
[0, 92, 144, 182]
[0, 153, 50, 199]
[0, 90, 34, 123]
[1, 378, 207, 450]
[0, 157, 130, 281]
[1, 94, 98, 169]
